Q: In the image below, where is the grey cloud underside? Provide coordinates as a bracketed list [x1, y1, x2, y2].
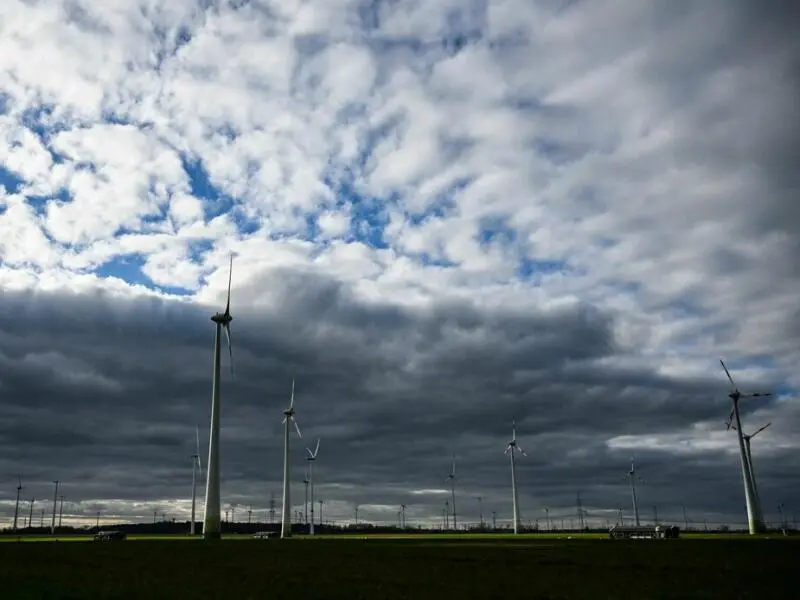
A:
[1, 269, 798, 524]
[1, 0, 800, 528]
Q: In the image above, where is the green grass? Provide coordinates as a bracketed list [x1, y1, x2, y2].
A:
[0, 535, 796, 599]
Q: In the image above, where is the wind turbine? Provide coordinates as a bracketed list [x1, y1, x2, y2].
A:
[191, 425, 203, 535]
[12, 476, 23, 532]
[306, 438, 320, 535]
[446, 454, 457, 530]
[281, 379, 302, 538]
[731, 421, 771, 525]
[720, 359, 772, 534]
[504, 418, 526, 534]
[50, 480, 59, 534]
[203, 255, 235, 540]
[624, 459, 642, 526]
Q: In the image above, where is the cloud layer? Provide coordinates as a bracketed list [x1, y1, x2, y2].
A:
[1, 0, 798, 528]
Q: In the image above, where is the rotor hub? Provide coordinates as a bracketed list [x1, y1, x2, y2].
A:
[211, 312, 233, 325]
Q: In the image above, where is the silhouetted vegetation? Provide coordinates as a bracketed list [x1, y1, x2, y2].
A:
[0, 536, 795, 599]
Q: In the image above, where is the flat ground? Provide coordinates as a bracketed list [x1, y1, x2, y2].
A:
[0, 534, 795, 599]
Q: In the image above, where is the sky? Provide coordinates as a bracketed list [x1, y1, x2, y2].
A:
[0, 0, 799, 530]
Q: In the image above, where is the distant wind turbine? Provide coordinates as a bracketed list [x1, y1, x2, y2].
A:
[504, 418, 526, 534]
[306, 438, 320, 535]
[720, 359, 772, 534]
[281, 379, 302, 538]
[446, 454, 457, 530]
[13, 476, 23, 532]
[731, 421, 771, 526]
[203, 255, 235, 540]
[191, 425, 203, 535]
[624, 459, 643, 526]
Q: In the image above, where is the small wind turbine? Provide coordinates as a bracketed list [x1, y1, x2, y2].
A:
[203, 255, 235, 540]
[624, 459, 642, 526]
[504, 418, 526, 534]
[446, 454, 457, 530]
[731, 422, 771, 525]
[190, 425, 203, 535]
[281, 379, 302, 538]
[720, 359, 772, 534]
[13, 476, 23, 532]
[50, 480, 59, 534]
[306, 438, 320, 535]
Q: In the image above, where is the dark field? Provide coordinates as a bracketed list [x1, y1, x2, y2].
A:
[0, 536, 796, 600]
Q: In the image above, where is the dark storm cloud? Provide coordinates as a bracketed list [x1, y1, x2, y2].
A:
[1, 0, 800, 529]
[1, 265, 797, 527]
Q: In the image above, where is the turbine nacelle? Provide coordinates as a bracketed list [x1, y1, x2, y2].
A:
[211, 255, 235, 374]
[282, 379, 302, 437]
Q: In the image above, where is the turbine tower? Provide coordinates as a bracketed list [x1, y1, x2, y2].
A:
[50, 480, 59, 534]
[504, 418, 526, 534]
[281, 379, 302, 538]
[731, 421, 771, 526]
[203, 255, 235, 540]
[720, 359, 772, 534]
[306, 438, 320, 535]
[303, 470, 310, 527]
[13, 476, 23, 532]
[625, 459, 642, 526]
[191, 425, 203, 535]
[447, 454, 457, 531]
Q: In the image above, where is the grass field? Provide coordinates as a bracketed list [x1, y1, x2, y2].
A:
[0, 534, 795, 599]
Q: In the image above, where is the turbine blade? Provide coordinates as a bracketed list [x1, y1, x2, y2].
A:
[223, 323, 234, 375]
[751, 422, 771, 437]
[504, 445, 512, 455]
[224, 254, 233, 315]
[195, 425, 203, 480]
[292, 417, 302, 438]
[305, 447, 314, 458]
[517, 445, 527, 456]
[719, 359, 737, 391]
[313, 438, 320, 457]
[290, 378, 295, 409]
[512, 418, 517, 441]
[745, 392, 773, 398]
[725, 405, 735, 430]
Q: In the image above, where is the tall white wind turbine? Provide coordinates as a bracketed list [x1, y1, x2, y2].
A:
[720, 359, 772, 534]
[191, 425, 203, 535]
[13, 476, 23, 532]
[446, 454, 457, 530]
[203, 255, 235, 540]
[281, 379, 302, 538]
[306, 438, 320, 535]
[504, 418, 526, 534]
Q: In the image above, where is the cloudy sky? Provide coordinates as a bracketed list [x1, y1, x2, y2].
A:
[1, 0, 798, 530]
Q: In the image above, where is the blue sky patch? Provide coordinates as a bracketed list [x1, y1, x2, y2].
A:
[478, 215, 517, 247]
[517, 257, 568, 279]
[0, 165, 24, 195]
[95, 254, 193, 296]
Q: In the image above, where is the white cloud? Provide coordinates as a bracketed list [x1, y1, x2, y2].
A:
[0, 0, 797, 443]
